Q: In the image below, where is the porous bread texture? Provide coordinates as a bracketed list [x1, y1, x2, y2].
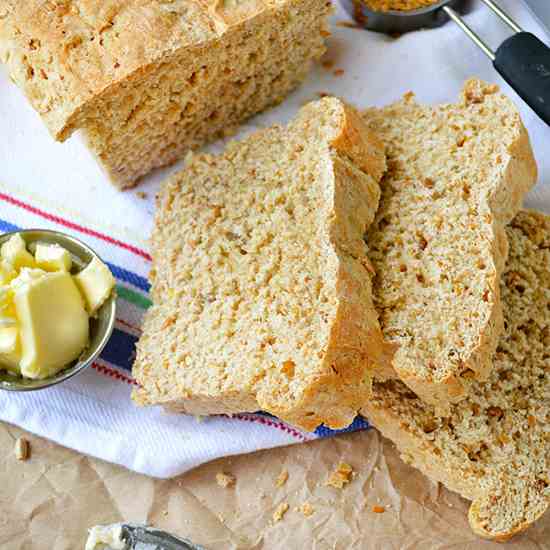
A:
[362, 210, 550, 541]
[0, 0, 332, 188]
[362, 79, 537, 411]
[133, 97, 387, 431]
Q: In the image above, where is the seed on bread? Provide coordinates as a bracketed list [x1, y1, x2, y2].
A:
[275, 470, 289, 488]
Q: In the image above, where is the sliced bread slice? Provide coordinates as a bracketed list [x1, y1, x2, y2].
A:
[362, 80, 537, 410]
[132, 97, 387, 431]
[362, 210, 550, 541]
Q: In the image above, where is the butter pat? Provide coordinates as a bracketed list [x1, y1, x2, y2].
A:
[1, 234, 35, 270]
[12, 270, 89, 379]
[0, 326, 21, 373]
[85, 524, 127, 550]
[75, 256, 115, 314]
[35, 243, 72, 272]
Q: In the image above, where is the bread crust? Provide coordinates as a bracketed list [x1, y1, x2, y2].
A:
[133, 97, 387, 431]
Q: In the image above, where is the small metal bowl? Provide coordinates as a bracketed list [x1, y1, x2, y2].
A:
[0, 229, 116, 391]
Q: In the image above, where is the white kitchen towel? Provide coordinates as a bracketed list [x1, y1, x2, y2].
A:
[0, 0, 548, 478]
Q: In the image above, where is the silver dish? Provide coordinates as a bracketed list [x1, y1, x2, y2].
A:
[338, 0, 470, 34]
[0, 229, 116, 391]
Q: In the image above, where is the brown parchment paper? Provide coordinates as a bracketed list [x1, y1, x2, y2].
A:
[1, 423, 549, 549]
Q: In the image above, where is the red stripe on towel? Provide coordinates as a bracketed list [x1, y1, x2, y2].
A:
[0, 192, 152, 261]
[92, 362, 140, 386]
[227, 413, 310, 442]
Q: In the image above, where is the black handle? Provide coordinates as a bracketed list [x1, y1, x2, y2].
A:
[494, 32, 550, 126]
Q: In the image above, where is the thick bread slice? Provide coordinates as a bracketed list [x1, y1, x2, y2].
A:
[0, 0, 332, 188]
[132, 97, 387, 431]
[362, 210, 550, 541]
[362, 80, 537, 410]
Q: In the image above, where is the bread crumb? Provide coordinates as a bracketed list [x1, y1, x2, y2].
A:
[14, 437, 30, 461]
[299, 502, 315, 517]
[275, 469, 289, 487]
[326, 462, 353, 488]
[317, 91, 330, 98]
[333, 69, 345, 77]
[136, 191, 147, 199]
[321, 60, 334, 70]
[216, 472, 235, 488]
[273, 502, 289, 522]
[372, 505, 385, 513]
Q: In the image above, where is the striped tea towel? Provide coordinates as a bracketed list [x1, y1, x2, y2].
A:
[0, 0, 548, 478]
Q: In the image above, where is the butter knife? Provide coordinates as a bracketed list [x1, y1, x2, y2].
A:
[86, 524, 205, 550]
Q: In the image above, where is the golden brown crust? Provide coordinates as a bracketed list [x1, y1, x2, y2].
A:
[195, 0, 274, 29]
[330, 104, 387, 181]
[0, 1, 217, 139]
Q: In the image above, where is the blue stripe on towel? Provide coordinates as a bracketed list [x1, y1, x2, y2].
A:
[314, 415, 371, 438]
[106, 262, 150, 293]
[256, 411, 370, 437]
[100, 328, 137, 371]
[0, 219, 19, 233]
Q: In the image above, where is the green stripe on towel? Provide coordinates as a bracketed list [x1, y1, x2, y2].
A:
[117, 285, 152, 309]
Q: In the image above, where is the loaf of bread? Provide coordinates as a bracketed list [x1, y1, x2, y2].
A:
[133, 97, 387, 431]
[362, 210, 550, 540]
[0, 0, 332, 188]
[362, 80, 537, 411]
